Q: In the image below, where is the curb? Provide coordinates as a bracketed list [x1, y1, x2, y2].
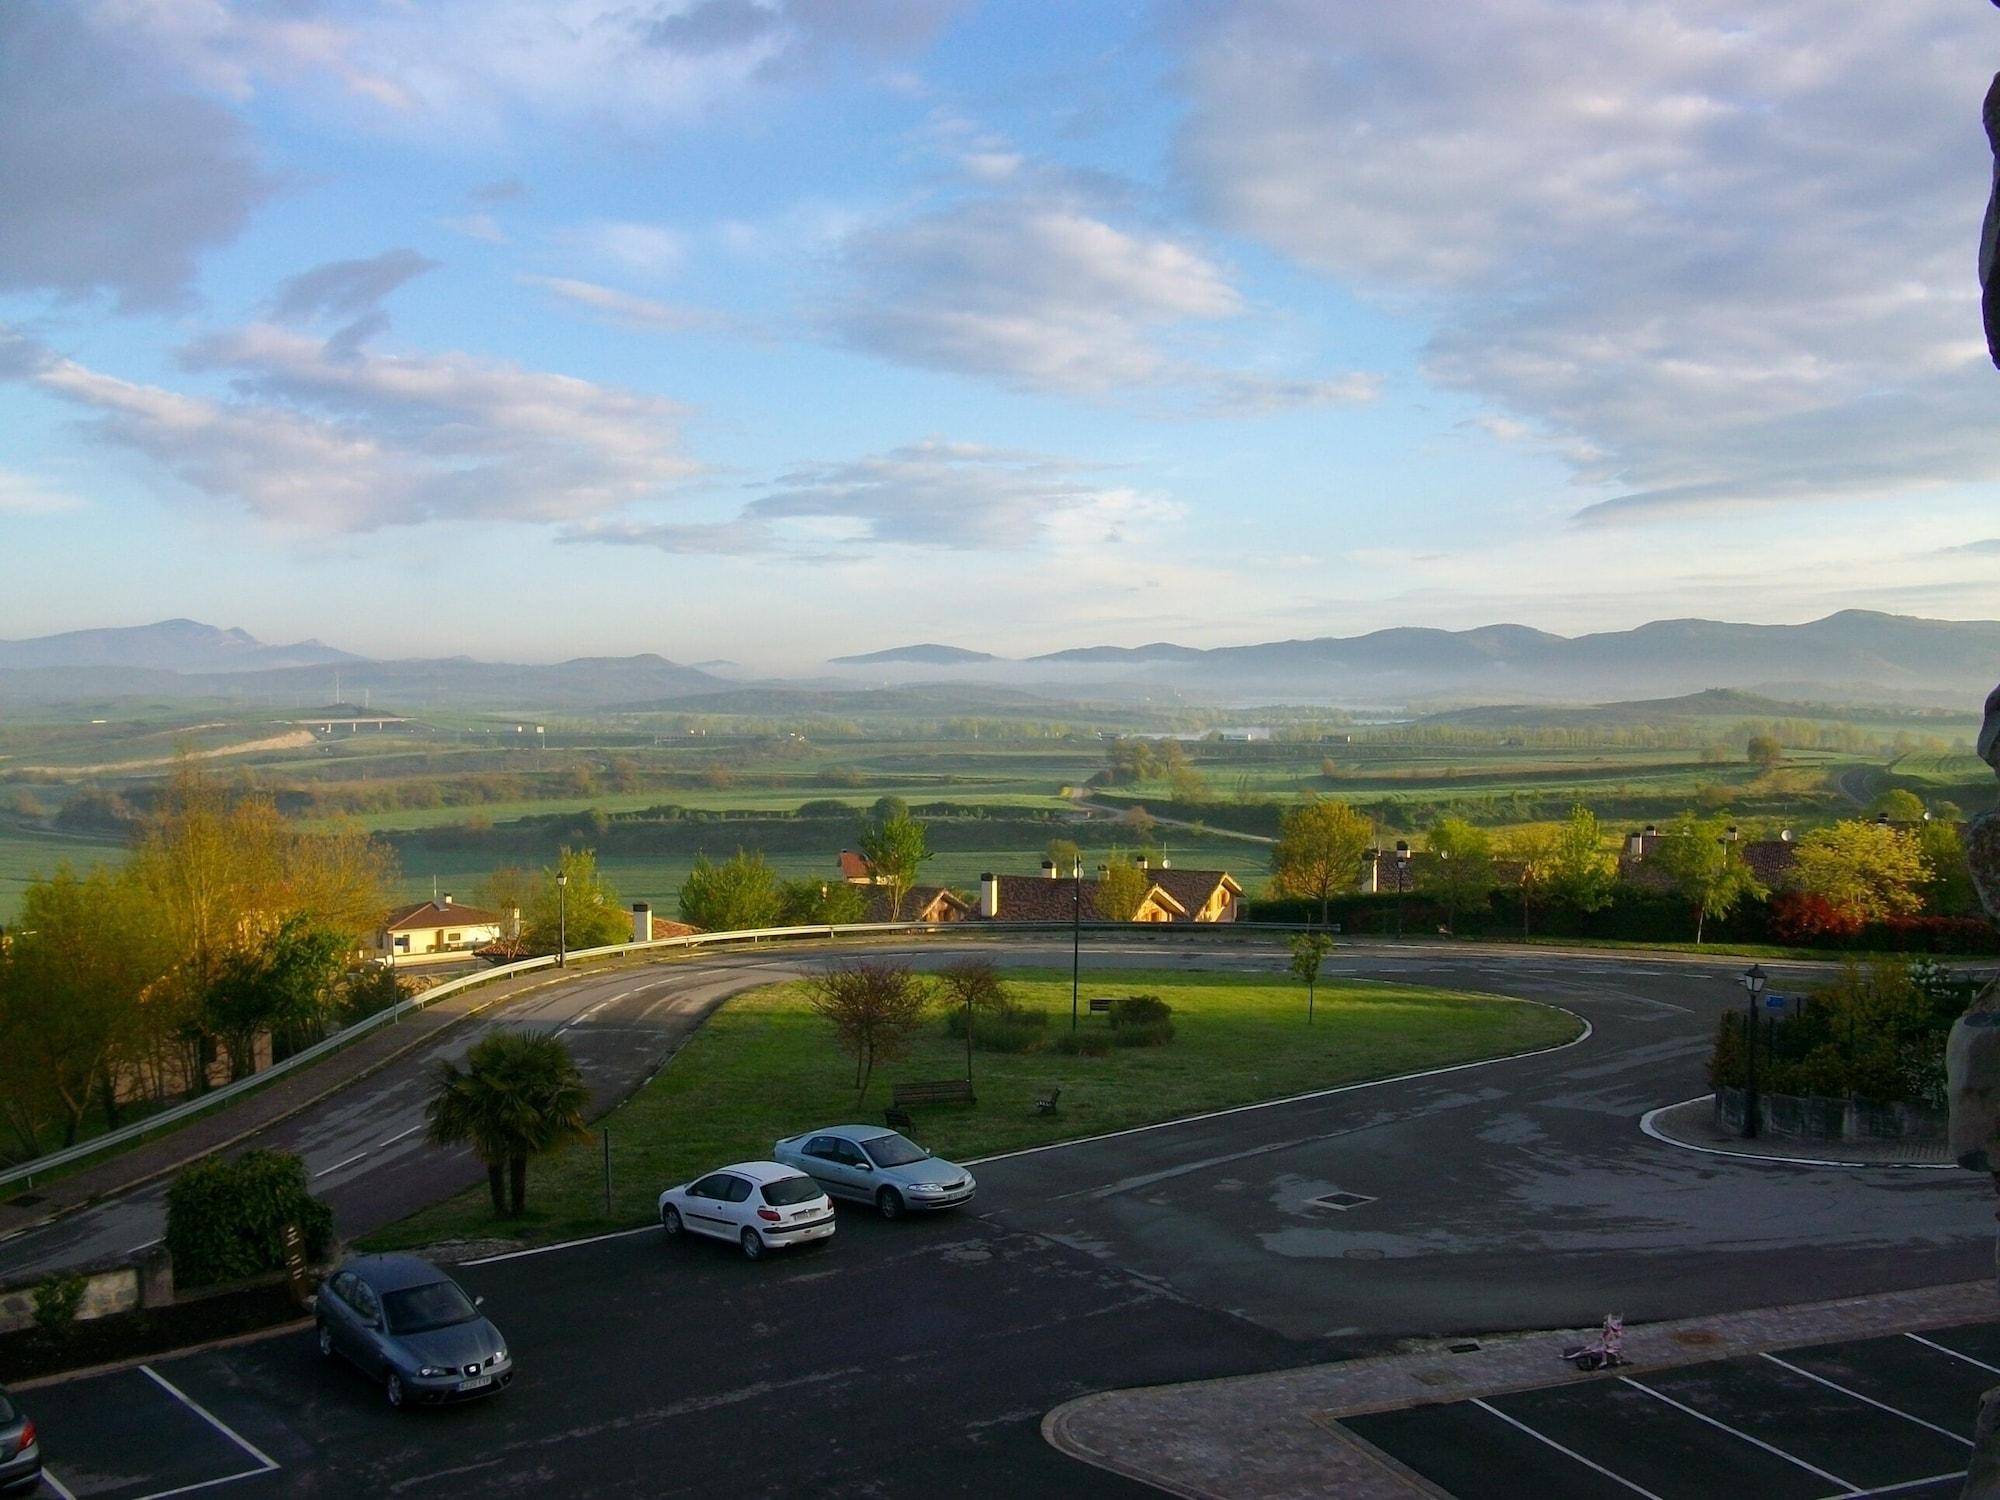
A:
[10, 1315, 314, 1392]
[1639, 1094, 1957, 1171]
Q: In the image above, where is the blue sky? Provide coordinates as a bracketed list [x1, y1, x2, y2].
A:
[2, 1, 1997, 671]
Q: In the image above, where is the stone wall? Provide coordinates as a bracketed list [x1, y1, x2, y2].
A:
[1714, 1086, 1944, 1143]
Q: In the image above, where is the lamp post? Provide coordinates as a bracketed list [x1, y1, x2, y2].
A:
[1740, 962, 1766, 1138]
[1071, 861, 1083, 1032]
[556, 870, 569, 970]
[1394, 840, 1411, 939]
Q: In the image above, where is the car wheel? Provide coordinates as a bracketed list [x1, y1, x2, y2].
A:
[317, 1322, 334, 1360]
[876, 1187, 904, 1220]
[661, 1205, 682, 1237]
[739, 1228, 765, 1260]
[385, 1371, 407, 1409]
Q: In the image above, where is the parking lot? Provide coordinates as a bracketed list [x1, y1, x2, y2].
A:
[1341, 1323, 1998, 1499]
[26, 1364, 282, 1500]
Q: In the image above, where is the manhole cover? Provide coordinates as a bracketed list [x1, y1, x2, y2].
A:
[1312, 1191, 1375, 1211]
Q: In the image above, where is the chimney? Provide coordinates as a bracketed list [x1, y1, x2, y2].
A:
[1041, 859, 1057, 879]
[632, 902, 652, 943]
[1363, 847, 1381, 894]
[508, 906, 521, 939]
[1724, 825, 1740, 842]
[1137, 854, 1149, 870]
[1624, 830, 1643, 859]
[979, 873, 999, 919]
[441, 893, 454, 910]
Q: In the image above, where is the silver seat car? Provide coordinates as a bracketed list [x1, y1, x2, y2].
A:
[772, 1125, 976, 1217]
[0, 1386, 40, 1495]
[315, 1254, 513, 1408]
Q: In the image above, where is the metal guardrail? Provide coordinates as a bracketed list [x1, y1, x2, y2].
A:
[0, 916, 1298, 1191]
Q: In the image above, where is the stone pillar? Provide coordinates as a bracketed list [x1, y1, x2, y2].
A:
[136, 1243, 174, 1309]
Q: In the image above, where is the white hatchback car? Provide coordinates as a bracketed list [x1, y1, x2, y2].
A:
[657, 1161, 835, 1259]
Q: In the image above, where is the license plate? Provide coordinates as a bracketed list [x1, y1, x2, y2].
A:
[455, 1375, 493, 1392]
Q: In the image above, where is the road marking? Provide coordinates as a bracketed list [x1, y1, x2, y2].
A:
[1759, 1353, 1972, 1445]
[142, 1363, 281, 1475]
[1905, 1333, 2000, 1375]
[965, 1005, 1592, 1167]
[312, 1151, 368, 1178]
[1637, 1097, 1956, 1171]
[123, 1468, 274, 1500]
[1468, 1397, 1664, 1498]
[39, 1470, 79, 1500]
[458, 1224, 659, 1265]
[1618, 1376, 1854, 1489]
[1824, 1471, 1969, 1498]
[378, 1123, 423, 1147]
[126, 1236, 163, 1254]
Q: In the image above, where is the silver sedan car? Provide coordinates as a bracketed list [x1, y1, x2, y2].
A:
[772, 1125, 976, 1217]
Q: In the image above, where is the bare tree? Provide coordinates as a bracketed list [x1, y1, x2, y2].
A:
[806, 960, 932, 1102]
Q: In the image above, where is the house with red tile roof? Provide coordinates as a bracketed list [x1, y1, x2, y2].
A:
[372, 895, 506, 959]
[965, 861, 1240, 924]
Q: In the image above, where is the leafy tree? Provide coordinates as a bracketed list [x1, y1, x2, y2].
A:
[805, 960, 932, 1102]
[524, 846, 627, 951]
[678, 850, 783, 931]
[426, 1031, 591, 1217]
[1791, 819, 1931, 925]
[1122, 806, 1158, 844]
[1648, 813, 1765, 943]
[1417, 818, 1496, 935]
[1168, 765, 1209, 804]
[1548, 804, 1615, 915]
[1504, 825, 1561, 939]
[1747, 734, 1784, 770]
[1044, 838, 1082, 873]
[858, 812, 931, 920]
[1095, 855, 1150, 921]
[870, 795, 909, 824]
[777, 877, 868, 925]
[4, 865, 163, 1142]
[476, 865, 534, 931]
[1868, 789, 1927, 822]
[1918, 819, 1975, 916]
[1288, 932, 1334, 1024]
[199, 916, 348, 1077]
[1270, 799, 1374, 925]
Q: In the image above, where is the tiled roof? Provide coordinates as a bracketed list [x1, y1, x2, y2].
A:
[1149, 868, 1241, 913]
[384, 899, 501, 931]
[965, 872, 1222, 922]
[861, 885, 973, 922]
[838, 850, 876, 882]
[650, 916, 702, 939]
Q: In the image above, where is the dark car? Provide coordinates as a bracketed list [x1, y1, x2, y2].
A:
[315, 1254, 513, 1408]
[0, 1385, 40, 1494]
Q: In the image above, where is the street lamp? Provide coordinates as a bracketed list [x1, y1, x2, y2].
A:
[1393, 840, 1411, 939]
[1739, 962, 1766, 1138]
[556, 870, 569, 970]
[1070, 861, 1083, 1032]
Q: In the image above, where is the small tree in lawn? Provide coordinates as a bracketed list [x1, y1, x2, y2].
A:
[807, 960, 931, 1103]
[1288, 932, 1334, 1024]
[427, 1032, 591, 1218]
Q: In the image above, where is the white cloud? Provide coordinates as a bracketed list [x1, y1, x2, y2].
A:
[1172, 1, 2000, 520]
[0, 468, 83, 516]
[571, 221, 686, 275]
[836, 196, 1373, 407]
[0, 6, 270, 311]
[522, 276, 715, 333]
[1, 323, 699, 532]
[268, 249, 439, 324]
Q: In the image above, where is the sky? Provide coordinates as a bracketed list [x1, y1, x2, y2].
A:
[2, 0, 1998, 673]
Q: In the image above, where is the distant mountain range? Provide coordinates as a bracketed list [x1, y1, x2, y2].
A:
[0, 611, 1994, 712]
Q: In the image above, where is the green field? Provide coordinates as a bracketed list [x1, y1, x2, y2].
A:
[362, 966, 1581, 1250]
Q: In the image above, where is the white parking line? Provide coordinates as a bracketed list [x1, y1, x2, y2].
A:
[1825, 1470, 1971, 1497]
[1905, 1333, 2000, 1376]
[1619, 1376, 1855, 1490]
[1758, 1353, 1972, 1446]
[38, 1470, 78, 1500]
[141, 1365, 280, 1471]
[378, 1123, 424, 1147]
[458, 1224, 659, 1265]
[312, 1151, 368, 1178]
[1469, 1398, 1664, 1498]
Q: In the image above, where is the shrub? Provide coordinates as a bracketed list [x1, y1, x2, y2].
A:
[165, 1150, 334, 1290]
[1112, 1019, 1175, 1048]
[1109, 994, 1172, 1027]
[973, 1017, 1047, 1054]
[32, 1271, 86, 1334]
[339, 966, 406, 1024]
[1048, 1029, 1113, 1057]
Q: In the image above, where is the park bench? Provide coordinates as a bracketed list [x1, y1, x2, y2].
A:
[1088, 996, 1116, 1015]
[885, 1077, 974, 1127]
[1035, 1087, 1061, 1116]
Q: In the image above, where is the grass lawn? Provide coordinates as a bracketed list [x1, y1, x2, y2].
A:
[362, 966, 1580, 1252]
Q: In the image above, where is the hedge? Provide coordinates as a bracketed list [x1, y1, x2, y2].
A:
[164, 1150, 334, 1290]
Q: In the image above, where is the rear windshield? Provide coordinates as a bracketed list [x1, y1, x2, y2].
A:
[382, 1280, 479, 1334]
[761, 1175, 823, 1207]
[861, 1133, 927, 1169]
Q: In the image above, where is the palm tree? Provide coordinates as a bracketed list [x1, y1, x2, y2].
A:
[426, 1031, 590, 1218]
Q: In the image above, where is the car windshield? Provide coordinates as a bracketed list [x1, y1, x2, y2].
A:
[761, 1175, 822, 1206]
[381, 1280, 479, 1334]
[861, 1133, 928, 1168]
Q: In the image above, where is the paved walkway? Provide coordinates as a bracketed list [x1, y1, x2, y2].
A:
[1043, 1281, 1999, 1499]
[1644, 1093, 1954, 1167]
[0, 965, 571, 1250]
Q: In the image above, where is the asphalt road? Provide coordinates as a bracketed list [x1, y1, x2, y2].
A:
[11, 937, 1997, 1498]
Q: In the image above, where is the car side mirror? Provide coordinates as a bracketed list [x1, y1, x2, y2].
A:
[858, 1162, 874, 1172]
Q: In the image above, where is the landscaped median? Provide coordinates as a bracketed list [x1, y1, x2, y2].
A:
[363, 967, 1582, 1252]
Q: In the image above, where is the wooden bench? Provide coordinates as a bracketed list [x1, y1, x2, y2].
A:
[1035, 1087, 1061, 1116]
[885, 1078, 974, 1127]
[1088, 996, 1116, 1015]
